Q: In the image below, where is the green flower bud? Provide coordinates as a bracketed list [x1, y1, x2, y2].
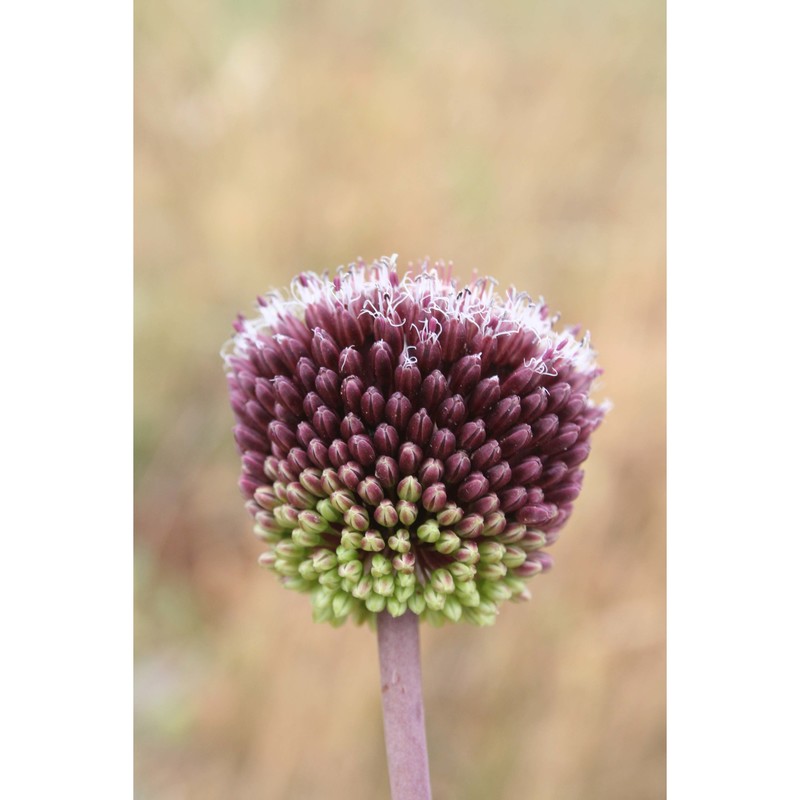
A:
[387, 597, 408, 618]
[361, 530, 385, 552]
[436, 503, 464, 527]
[396, 571, 416, 589]
[443, 596, 463, 623]
[292, 527, 322, 547]
[434, 530, 461, 555]
[320, 468, 342, 495]
[311, 548, 338, 573]
[392, 552, 416, 574]
[318, 569, 341, 589]
[344, 505, 370, 532]
[275, 539, 304, 559]
[449, 562, 477, 582]
[336, 544, 359, 563]
[298, 559, 318, 581]
[505, 576, 528, 596]
[332, 591, 354, 618]
[478, 562, 508, 580]
[394, 583, 415, 603]
[417, 521, 441, 543]
[370, 553, 392, 577]
[274, 558, 300, 577]
[329, 489, 356, 515]
[407, 590, 426, 615]
[396, 500, 419, 527]
[423, 584, 446, 611]
[365, 593, 387, 613]
[482, 581, 513, 603]
[454, 541, 479, 565]
[316, 498, 342, 523]
[430, 568, 455, 595]
[482, 511, 507, 538]
[374, 575, 395, 597]
[298, 510, 329, 535]
[257, 551, 277, 568]
[478, 541, 506, 564]
[339, 529, 364, 549]
[272, 481, 288, 502]
[502, 545, 527, 569]
[397, 475, 422, 502]
[387, 529, 411, 553]
[299, 469, 326, 498]
[273, 504, 299, 529]
[496, 522, 527, 544]
[338, 559, 363, 582]
[352, 576, 373, 599]
[374, 499, 399, 528]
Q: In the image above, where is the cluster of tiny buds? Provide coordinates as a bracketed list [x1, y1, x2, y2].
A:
[225, 256, 606, 626]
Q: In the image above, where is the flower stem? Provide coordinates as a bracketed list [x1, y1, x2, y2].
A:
[376, 611, 432, 800]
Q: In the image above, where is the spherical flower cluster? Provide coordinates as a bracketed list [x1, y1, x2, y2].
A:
[223, 255, 606, 626]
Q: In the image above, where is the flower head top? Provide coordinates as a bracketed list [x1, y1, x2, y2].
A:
[223, 255, 606, 626]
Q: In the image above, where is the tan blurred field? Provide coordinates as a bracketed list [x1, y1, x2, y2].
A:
[135, 0, 664, 797]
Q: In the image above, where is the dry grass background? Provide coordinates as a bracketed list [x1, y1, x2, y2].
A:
[134, 0, 664, 797]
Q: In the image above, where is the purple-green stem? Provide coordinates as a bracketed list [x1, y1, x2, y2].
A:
[377, 611, 432, 800]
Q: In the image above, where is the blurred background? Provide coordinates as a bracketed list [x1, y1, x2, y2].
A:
[135, 0, 664, 797]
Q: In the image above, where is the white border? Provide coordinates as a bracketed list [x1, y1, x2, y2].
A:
[668, 1, 800, 796]
[1, 2, 132, 796]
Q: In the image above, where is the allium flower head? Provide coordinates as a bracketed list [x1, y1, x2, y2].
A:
[223, 255, 606, 626]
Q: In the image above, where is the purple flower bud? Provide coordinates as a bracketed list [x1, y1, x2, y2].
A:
[310, 328, 340, 369]
[340, 375, 364, 414]
[546, 476, 584, 505]
[385, 392, 413, 432]
[561, 393, 588, 421]
[435, 394, 467, 428]
[373, 423, 400, 455]
[296, 357, 318, 391]
[338, 461, 364, 491]
[429, 428, 456, 460]
[421, 483, 448, 513]
[407, 409, 434, 447]
[418, 458, 444, 486]
[440, 317, 467, 361]
[298, 468, 325, 498]
[469, 492, 500, 516]
[521, 387, 548, 422]
[420, 370, 449, 412]
[540, 422, 580, 454]
[302, 391, 324, 419]
[415, 337, 442, 372]
[517, 503, 558, 526]
[458, 419, 486, 451]
[546, 382, 572, 414]
[374, 455, 400, 489]
[501, 364, 536, 396]
[540, 461, 569, 488]
[369, 340, 394, 390]
[499, 486, 528, 513]
[398, 442, 423, 475]
[530, 414, 559, 446]
[472, 439, 502, 472]
[339, 413, 366, 440]
[500, 424, 532, 458]
[444, 450, 472, 484]
[338, 346, 363, 376]
[511, 456, 543, 485]
[315, 368, 340, 408]
[469, 376, 501, 416]
[485, 395, 522, 436]
[486, 461, 512, 490]
[267, 421, 296, 453]
[286, 482, 316, 509]
[327, 439, 350, 467]
[357, 476, 385, 506]
[562, 442, 591, 467]
[450, 354, 482, 395]
[312, 407, 340, 441]
[395, 363, 422, 401]
[295, 421, 316, 448]
[457, 472, 489, 503]
[360, 387, 385, 427]
[320, 468, 341, 494]
[344, 504, 371, 532]
[307, 438, 330, 468]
